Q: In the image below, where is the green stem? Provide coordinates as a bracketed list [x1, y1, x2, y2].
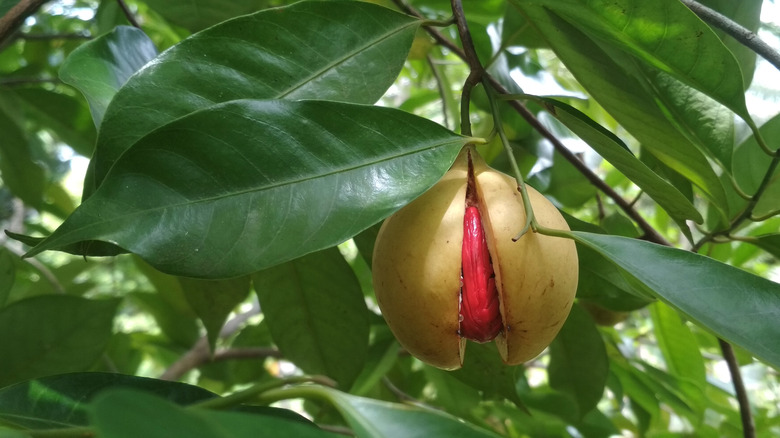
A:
[420, 17, 456, 27]
[482, 79, 535, 239]
[189, 375, 335, 410]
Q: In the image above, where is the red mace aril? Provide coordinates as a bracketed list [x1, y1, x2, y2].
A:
[372, 147, 578, 370]
[459, 206, 502, 342]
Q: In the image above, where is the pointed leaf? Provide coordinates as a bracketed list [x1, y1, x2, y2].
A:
[571, 231, 780, 369]
[253, 248, 369, 388]
[25, 100, 468, 278]
[93, 1, 420, 189]
[0, 373, 216, 430]
[0, 296, 119, 388]
[59, 26, 158, 127]
[732, 114, 780, 217]
[541, 97, 702, 224]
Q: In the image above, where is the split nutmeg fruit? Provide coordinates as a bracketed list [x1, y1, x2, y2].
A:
[372, 147, 578, 370]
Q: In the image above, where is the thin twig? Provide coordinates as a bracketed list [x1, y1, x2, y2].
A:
[116, 0, 141, 29]
[0, 0, 51, 46]
[450, 0, 483, 136]
[681, 0, 780, 72]
[719, 338, 756, 438]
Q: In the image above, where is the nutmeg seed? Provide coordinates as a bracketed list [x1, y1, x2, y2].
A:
[372, 147, 578, 370]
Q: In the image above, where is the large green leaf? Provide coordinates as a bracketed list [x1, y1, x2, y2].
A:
[529, 0, 749, 120]
[253, 248, 369, 388]
[0, 373, 215, 430]
[24, 100, 468, 278]
[571, 231, 780, 369]
[548, 304, 609, 417]
[91, 389, 339, 438]
[513, 4, 729, 215]
[59, 26, 158, 128]
[541, 97, 702, 224]
[93, 1, 420, 190]
[0, 296, 119, 388]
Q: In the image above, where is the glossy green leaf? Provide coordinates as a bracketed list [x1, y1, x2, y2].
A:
[59, 26, 158, 127]
[93, 1, 420, 189]
[253, 248, 369, 388]
[350, 329, 399, 396]
[0, 107, 46, 208]
[529, 0, 749, 120]
[541, 97, 701, 224]
[572, 231, 780, 368]
[513, 4, 729, 215]
[320, 387, 501, 438]
[424, 368, 481, 418]
[0, 296, 119, 388]
[25, 100, 468, 278]
[649, 302, 706, 389]
[548, 304, 609, 417]
[0, 373, 216, 430]
[91, 389, 338, 438]
[180, 276, 251, 351]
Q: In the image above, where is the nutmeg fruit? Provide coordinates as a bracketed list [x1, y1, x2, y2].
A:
[372, 147, 578, 369]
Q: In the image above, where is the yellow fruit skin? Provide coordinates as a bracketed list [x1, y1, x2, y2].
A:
[372, 148, 578, 369]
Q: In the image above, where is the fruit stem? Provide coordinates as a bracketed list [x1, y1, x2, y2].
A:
[482, 79, 535, 240]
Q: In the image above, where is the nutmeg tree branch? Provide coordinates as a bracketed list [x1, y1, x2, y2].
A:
[0, 0, 51, 46]
[116, 0, 141, 29]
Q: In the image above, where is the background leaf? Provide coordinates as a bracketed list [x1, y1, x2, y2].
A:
[0, 296, 119, 388]
[25, 100, 468, 278]
[179, 276, 251, 351]
[548, 303, 609, 417]
[253, 248, 369, 389]
[93, 1, 420, 189]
